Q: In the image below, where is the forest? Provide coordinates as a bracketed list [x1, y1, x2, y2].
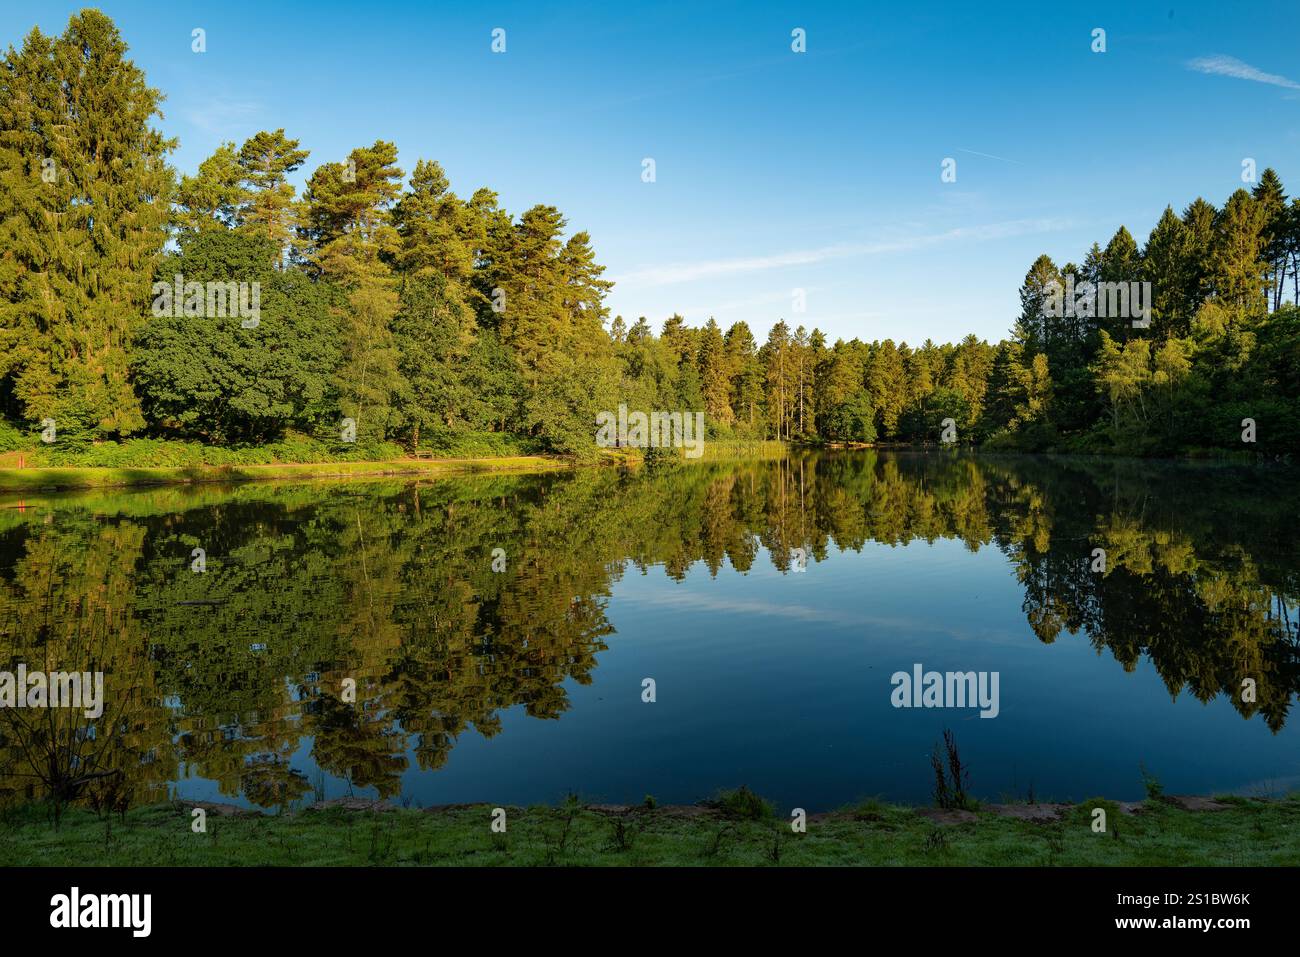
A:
[2, 10, 1299, 463]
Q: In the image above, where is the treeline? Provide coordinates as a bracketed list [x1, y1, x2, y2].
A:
[0, 11, 609, 457]
[1, 11, 1298, 460]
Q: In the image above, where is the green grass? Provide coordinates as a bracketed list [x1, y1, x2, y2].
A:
[0, 429, 551, 474]
[0, 434, 785, 492]
[611, 439, 787, 468]
[2, 796, 1296, 866]
[701, 439, 788, 461]
[0, 455, 585, 492]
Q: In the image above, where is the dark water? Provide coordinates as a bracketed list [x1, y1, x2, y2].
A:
[1, 451, 1297, 813]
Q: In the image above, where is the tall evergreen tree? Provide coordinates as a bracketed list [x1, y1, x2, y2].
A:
[1014, 254, 1061, 354]
[481, 205, 567, 385]
[698, 317, 733, 426]
[1181, 197, 1218, 312]
[1209, 189, 1269, 319]
[1142, 206, 1191, 340]
[301, 141, 406, 438]
[559, 230, 613, 358]
[866, 339, 907, 437]
[761, 321, 793, 439]
[1251, 168, 1288, 311]
[174, 142, 246, 235]
[237, 129, 310, 262]
[0, 11, 174, 436]
[392, 272, 476, 445]
[391, 159, 477, 283]
[1099, 227, 1141, 342]
[724, 321, 763, 429]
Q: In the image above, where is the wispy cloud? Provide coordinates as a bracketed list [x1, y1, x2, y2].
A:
[1186, 54, 1300, 90]
[957, 148, 1023, 166]
[182, 97, 263, 137]
[612, 218, 1073, 290]
[619, 582, 1020, 645]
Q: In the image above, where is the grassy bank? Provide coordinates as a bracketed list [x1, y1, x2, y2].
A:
[0, 434, 783, 492]
[3, 793, 1295, 866]
[700, 439, 788, 461]
[0, 455, 583, 492]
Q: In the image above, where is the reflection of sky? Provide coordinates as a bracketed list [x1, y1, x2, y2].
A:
[243, 536, 1300, 813]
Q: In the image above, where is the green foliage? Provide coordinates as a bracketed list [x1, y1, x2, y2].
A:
[392, 272, 474, 444]
[133, 231, 344, 442]
[640, 444, 680, 471]
[901, 387, 970, 443]
[0, 10, 174, 438]
[713, 786, 773, 821]
[822, 393, 876, 443]
[0, 418, 24, 453]
[524, 356, 617, 458]
[415, 429, 541, 458]
[29, 433, 405, 468]
[1075, 797, 1122, 828]
[1140, 764, 1164, 801]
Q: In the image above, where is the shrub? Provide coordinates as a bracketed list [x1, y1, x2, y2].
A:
[0, 419, 28, 452]
[713, 786, 773, 821]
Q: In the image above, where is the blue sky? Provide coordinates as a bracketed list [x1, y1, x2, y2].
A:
[4, 0, 1298, 345]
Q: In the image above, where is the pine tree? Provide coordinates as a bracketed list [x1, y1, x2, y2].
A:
[947, 335, 993, 428]
[0, 11, 174, 436]
[483, 205, 567, 385]
[866, 340, 907, 437]
[1014, 254, 1061, 354]
[174, 142, 246, 235]
[904, 344, 934, 413]
[237, 129, 310, 263]
[660, 313, 697, 368]
[1209, 189, 1269, 319]
[816, 339, 866, 438]
[301, 142, 406, 438]
[982, 342, 1025, 432]
[1181, 197, 1218, 312]
[724, 322, 763, 429]
[391, 159, 477, 283]
[1289, 199, 1300, 304]
[1251, 168, 1288, 311]
[698, 318, 733, 425]
[392, 272, 476, 446]
[790, 326, 807, 436]
[762, 321, 793, 439]
[559, 230, 613, 358]
[1100, 227, 1141, 342]
[1142, 207, 1191, 339]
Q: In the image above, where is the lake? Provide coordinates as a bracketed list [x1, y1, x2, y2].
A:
[1, 451, 1297, 813]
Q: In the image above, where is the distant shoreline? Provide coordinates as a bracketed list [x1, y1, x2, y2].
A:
[1, 438, 1288, 494]
[0, 439, 797, 492]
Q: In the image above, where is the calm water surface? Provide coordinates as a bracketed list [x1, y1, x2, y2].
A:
[1, 451, 1297, 812]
